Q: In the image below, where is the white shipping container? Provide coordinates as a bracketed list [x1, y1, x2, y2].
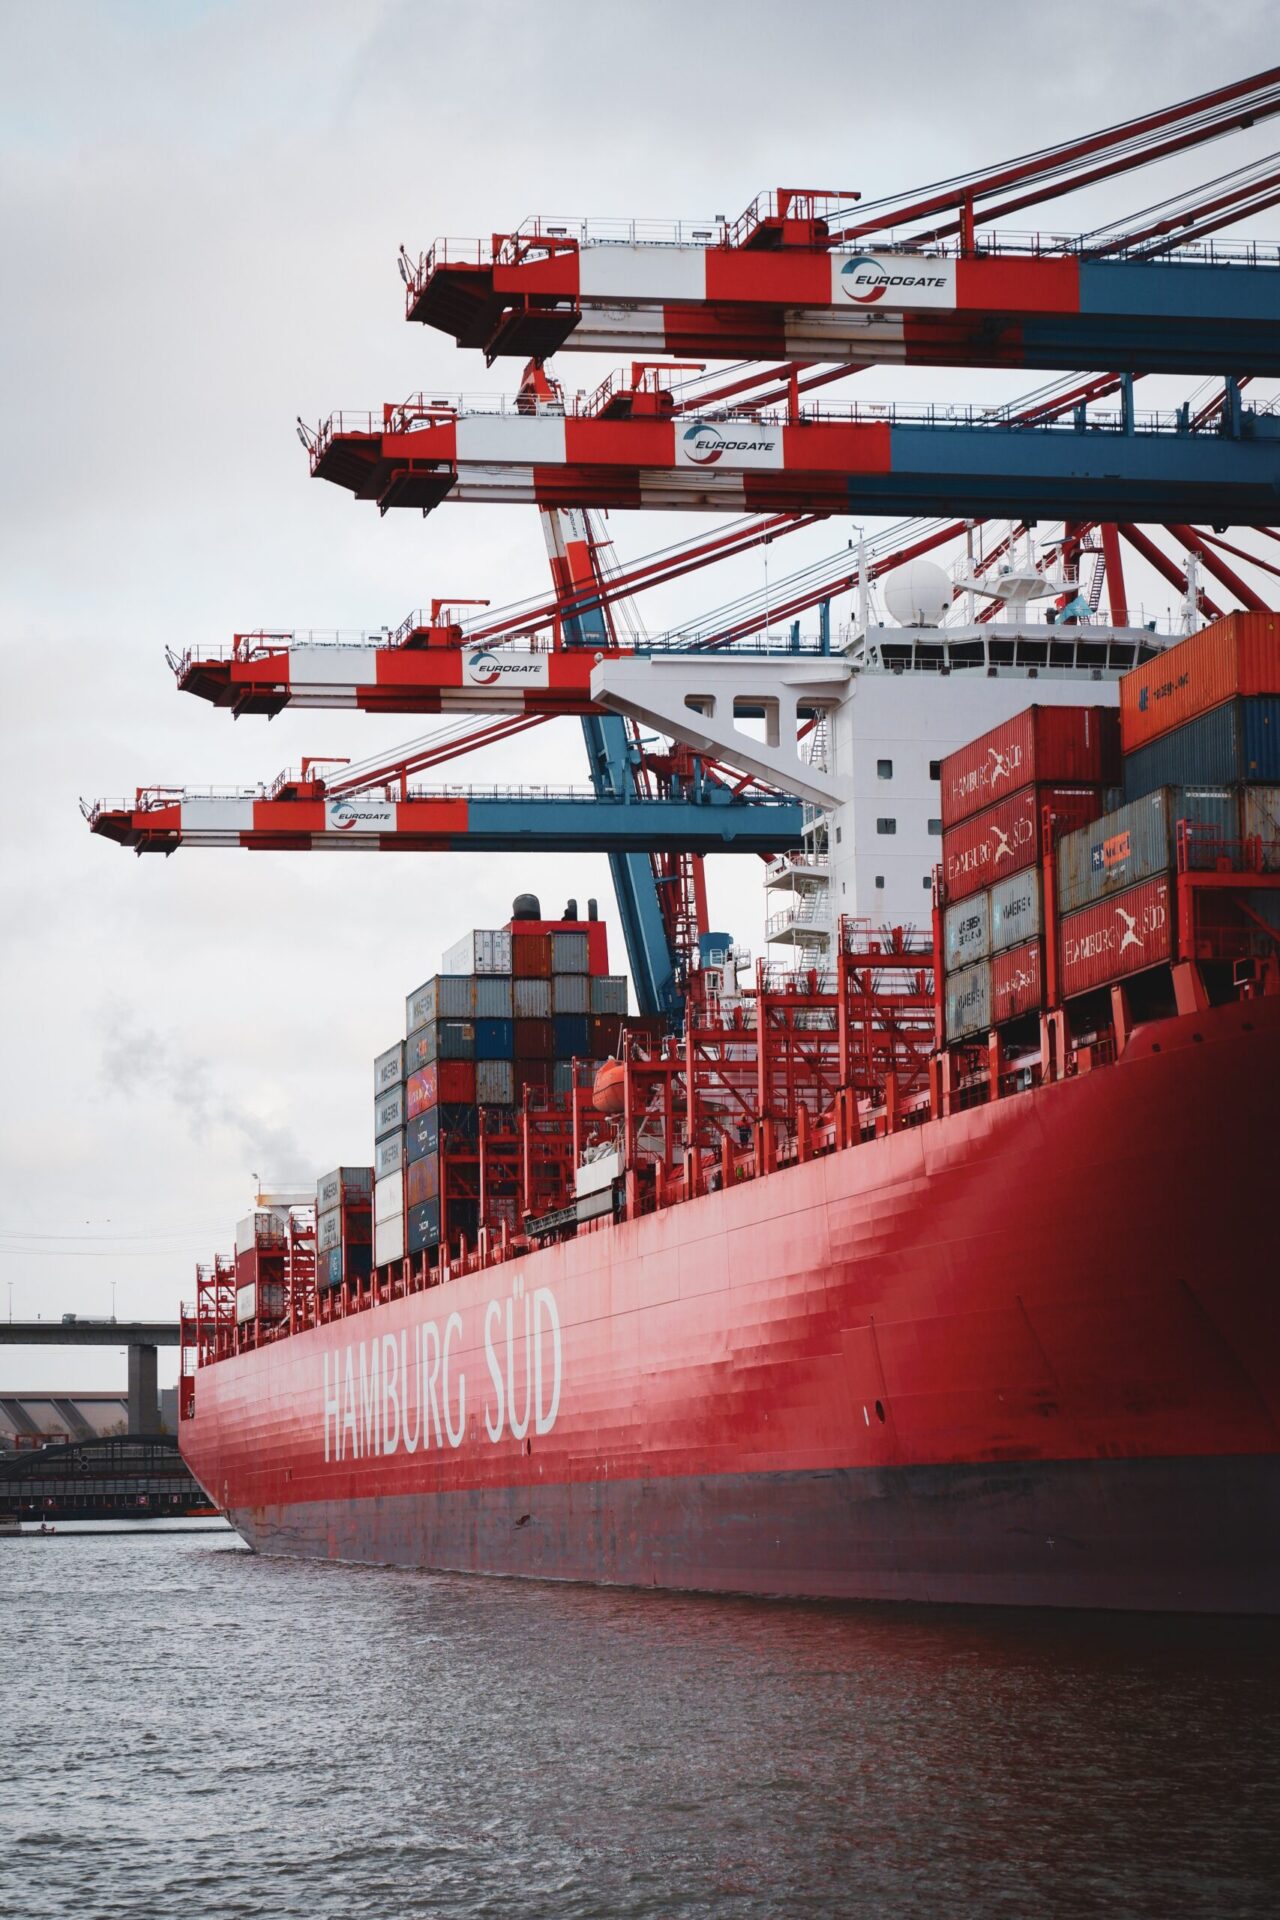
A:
[373, 1042, 405, 1096]
[944, 894, 991, 972]
[375, 1131, 406, 1179]
[441, 928, 513, 976]
[235, 1209, 286, 1256]
[990, 869, 1042, 954]
[316, 1207, 343, 1254]
[235, 1282, 258, 1325]
[374, 1171, 405, 1224]
[374, 1087, 405, 1140]
[374, 1212, 406, 1268]
[945, 960, 992, 1041]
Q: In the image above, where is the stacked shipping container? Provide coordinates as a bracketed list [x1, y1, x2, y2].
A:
[939, 616, 1280, 1043]
[315, 1165, 373, 1293]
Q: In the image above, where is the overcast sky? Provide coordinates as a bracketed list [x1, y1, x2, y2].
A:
[2, 0, 1275, 1391]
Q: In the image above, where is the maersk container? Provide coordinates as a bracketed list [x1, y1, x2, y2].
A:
[514, 977, 552, 1018]
[474, 975, 514, 1019]
[551, 929, 590, 974]
[990, 870, 1042, 954]
[406, 974, 474, 1034]
[1119, 611, 1280, 752]
[1059, 874, 1173, 998]
[943, 894, 991, 972]
[477, 1058, 516, 1106]
[374, 1211, 405, 1269]
[552, 973, 591, 1014]
[315, 1166, 374, 1212]
[940, 706, 1119, 829]
[1057, 788, 1239, 914]
[374, 1171, 405, 1226]
[441, 928, 513, 976]
[944, 960, 991, 1041]
[373, 1042, 405, 1098]
[407, 1200, 440, 1257]
[375, 1131, 405, 1180]
[942, 785, 1101, 904]
[991, 940, 1043, 1024]
[406, 1153, 439, 1209]
[374, 1086, 405, 1139]
[553, 1013, 589, 1058]
[1123, 697, 1280, 796]
[316, 1207, 343, 1255]
[474, 1017, 515, 1059]
[1242, 786, 1280, 871]
[590, 975, 629, 1016]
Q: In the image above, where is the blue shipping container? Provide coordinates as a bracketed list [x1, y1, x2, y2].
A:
[407, 1200, 441, 1256]
[553, 1013, 589, 1058]
[1123, 696, 1280, 797]
[474, 1017, 515, 1059]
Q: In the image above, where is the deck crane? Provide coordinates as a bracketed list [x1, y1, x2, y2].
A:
[404, 69, 1280, 373]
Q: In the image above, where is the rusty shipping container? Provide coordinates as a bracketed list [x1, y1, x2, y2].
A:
[511, 932, 551, 977]
[940, 706, 1119, 829]
[942, 785, 1101, 904]
[1242, 787, 1280, 871]
[991, 941, 1043, 1024]
[1059, 875, 1173, 998]
[1119, 612, 1280, 752]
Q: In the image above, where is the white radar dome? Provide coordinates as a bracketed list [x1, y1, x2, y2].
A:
[882, 559, 951, 628]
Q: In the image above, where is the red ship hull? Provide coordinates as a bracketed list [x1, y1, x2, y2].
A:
[181, 995, 1280, 1611]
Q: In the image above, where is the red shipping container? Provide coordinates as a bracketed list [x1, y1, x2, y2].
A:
[589, 1013, 628, 1057]
[942, 785, 1101, 903]
[508, 919, 609, 974]
[510, 932, 551, 977]
[514, 1017, 554, 1059]
[1120, 611, 1280, 752]
[515, 1057, 552, 1095]
[991, 940, 1043, 1024]
[436, 1059, 476, 1104]
[1059, 875, 1172, 998]
[940, 706, 1119, 828]
[405, 1065, 437, 1118]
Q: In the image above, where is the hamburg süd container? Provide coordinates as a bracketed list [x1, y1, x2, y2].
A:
[441, 928, 513, 976]
[1122, 698, 1280, 797]
[373, 1041, 405, 1097]
[477, 1058, 516, 1106]
[942, 785, 1101, 903]
[944, 893, 991, 973]
[990, 869, 1041, 954]
[315, 1166, 374, 1211]
[944, 960, 991, 1040]
[474, 1017, 515, 1059]
[474, 975, 514, 1019]
[940, 705, 1120, 829]
[374, 1086, 406, 1139]
[590, 975, 629, 1016]
[991, 941, 1043, 1024]
[551, 929, 590, 974]
[552, 973, 591, 1014]
[375, 1131, 405, 1179]
[374, 1211, 405, 1269]
[1119, 611, 1280, 752]
[1241, 786, 1280, 871]
[1057, 787, 1239, 915]
[1059, 874, 1173, 998]
[513, 977, 553, 1018]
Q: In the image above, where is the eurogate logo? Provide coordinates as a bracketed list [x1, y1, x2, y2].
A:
[330, 799, 361, 832]
[467, 649, 502, 686]
[680, 423, 779, 467]
[841, 255, 890, 304]
[839, 255, 953, 303]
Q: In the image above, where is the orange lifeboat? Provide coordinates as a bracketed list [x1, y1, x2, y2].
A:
[593, 1059, 626, 1113]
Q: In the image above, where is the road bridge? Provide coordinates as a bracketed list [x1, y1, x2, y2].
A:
[0, 1322, 181, 1435]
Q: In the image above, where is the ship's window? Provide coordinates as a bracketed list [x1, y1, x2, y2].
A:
[877, 758, 893, 780]
[929, 759, 942, 780]
[922, 875, 932, 889]
[875, 875, 885, 889]
[876, 818, 896, 835]
[928, 817, 942, 835]
[835, 825, 842, 843]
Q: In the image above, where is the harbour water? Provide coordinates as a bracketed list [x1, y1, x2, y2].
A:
[3, 1535, 1277, 1919]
